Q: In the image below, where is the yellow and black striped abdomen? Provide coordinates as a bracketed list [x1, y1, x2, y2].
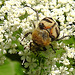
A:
[38, 17, 60, 41]
[49, 24, 60, 41]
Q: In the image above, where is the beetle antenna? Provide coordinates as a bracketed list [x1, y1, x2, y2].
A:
[24, 4, 39, 21]
[31, 20, 36, 28]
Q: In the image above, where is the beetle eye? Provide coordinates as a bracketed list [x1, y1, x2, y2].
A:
[39, 23, 45, 29]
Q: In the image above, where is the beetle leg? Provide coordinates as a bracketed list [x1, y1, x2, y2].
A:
[20, 32, 32, 49]
[56, 34, 71, 41]
[21, 32, 32, 41]
[56, 20, 60, 26]
[49, 44, 56, 53]
[43, 47, 47, 51]
[50, 35, 55, 41]
[22, 42, 32, 50]
[30, 42, 33, 50]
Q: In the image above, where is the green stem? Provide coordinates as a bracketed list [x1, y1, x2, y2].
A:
[64, 12, 67, 23]
[56, 0, 58, 5]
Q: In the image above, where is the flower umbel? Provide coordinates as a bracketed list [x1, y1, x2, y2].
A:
[0, 0, 75, 75]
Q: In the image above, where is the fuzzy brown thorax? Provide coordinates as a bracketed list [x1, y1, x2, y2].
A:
[32, 29, 51, 46]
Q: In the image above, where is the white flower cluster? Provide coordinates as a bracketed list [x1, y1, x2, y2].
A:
[54, 53, 70, 66]
[0, 49, 6, 65]
[56, 42, 75, 60]
[0, 0, 75, 74]
[50, 65, 74, 75]
[53, 42, 75, 75]
[0, 26, 4, 42]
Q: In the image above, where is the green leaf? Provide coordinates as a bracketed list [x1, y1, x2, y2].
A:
[4, 13, 8, 20]
[68, 57, 75, 67]
[12, 39, 24, 51]
[12, 28, 22, 38]
[19, 11, 29, 20]
[62, 36, 75, 48]
[0, 58, 24, 75]
[0, 20, 4, 25]
[56, 49, 66, 57]
[56, 62, 63, 68]
[12, 27, 24, 51]
[0, 0, 5, 8]
[72, 69, 75, 75]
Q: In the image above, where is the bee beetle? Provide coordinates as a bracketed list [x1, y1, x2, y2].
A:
[21, 5, 70, 53]
[38, 17, 60, 41]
